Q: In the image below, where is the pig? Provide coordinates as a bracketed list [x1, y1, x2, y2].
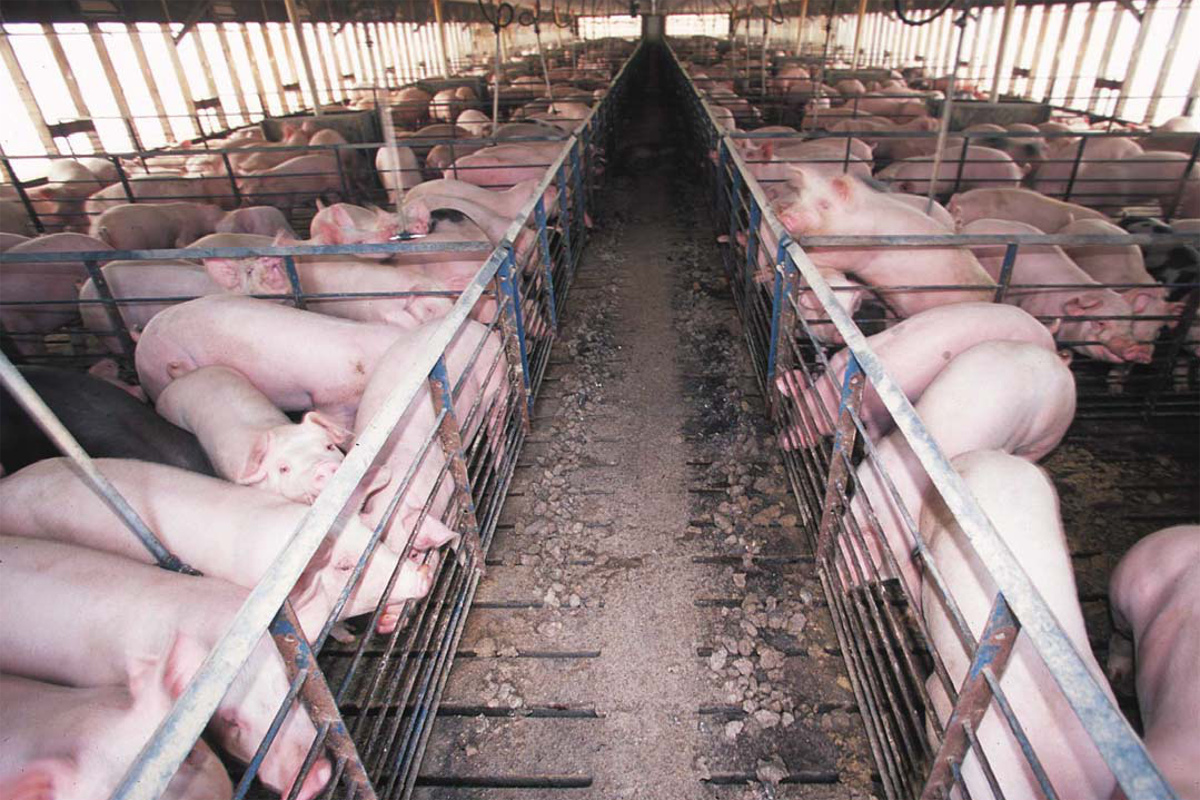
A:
[835, 78, 866, 96]
[134, 295, 406, 429]
[424, 140, 488, 171]
[237, 153, 345, 211]
[391, 86, 433, 128]
[743, 139, 874, 182]
[1140, 116, 1200, 156]
[156, 366, 349, 502]
[1060, 218, 1184, 349]
[445, 143, 560, 188]
[199, 238, 457, 329]
[1108, 524, 1200, 800]
[83, 172, 239, 218]
[89, 201, 224, 249]
[0, 233, 112, 355]
[771, 168, 995, 316]
[0, 365, 215, 476]
[891, 193, 954, 229]
[947, 187, 1109, 231]
[79, 259, 221, 350]
[456, 109, 492, 137]
[848, 342, 1076, 604]
[963, 218, 1154, 363]
[0, 457, 436, 635]
[1069, 150, 1200, 216]
[919, 450, 1118, 800]
[403, 178, 556, 234]
[0, 231, 31, 251]
[962, 122, 1047, 168]
[0, 536, 331, 800]
[0, 200, 37, 236]
[776, 303, 1058, 448]
[353, 319, 507, 556]
[0, 673, 233, 800]
[376, 144, 422, 207]
[875, 146, 1025, 194]
[216, 205, 296, 238]
[1033, 135, 1145, 198]
[308, 201, 401, 254]
[24, 159, 110, 231]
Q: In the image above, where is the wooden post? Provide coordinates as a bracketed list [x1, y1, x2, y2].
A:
[1063, 3, 1100, 107]
[433, 0, 453, 77]
[126, 25, 174, 137]
[0, 31, 61, 154]
[1088, 4, 1125, 113]
[87, 23, 144, 147]
[1043, 4, 1077, 104]
[284, 0, 323, 114]
[1145, 0, 1192, 123]
[988, 0, 1016, 102]
[215, 24, 256, 121]
[236, 25, 272, 117]
[41, 24, 91, 127]
[850, 0, 869, 70]
[180, 24, 231, 130]
[1114, 0, 1157, 118]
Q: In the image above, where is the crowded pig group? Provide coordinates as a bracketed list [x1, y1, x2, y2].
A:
[683, 45, 1200, 800]
[0, 44, 622, 800]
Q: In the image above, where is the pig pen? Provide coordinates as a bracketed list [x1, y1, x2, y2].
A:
[673, 38, 1196, 800]
[0, 42, 639, 800]
[0, 43, 608, 241]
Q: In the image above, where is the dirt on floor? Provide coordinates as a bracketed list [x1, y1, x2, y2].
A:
[413, 54, 878, 800]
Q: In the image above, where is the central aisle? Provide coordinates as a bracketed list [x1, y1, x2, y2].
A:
[415, 47, 876, 800]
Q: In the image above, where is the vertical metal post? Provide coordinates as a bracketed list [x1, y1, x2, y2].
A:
[284, 0, 324, 115]
[744, 200, 761, 298]
[728, 167, 742, 264]
[282, 255, 307, 310]
[919, 597, 1019, 800]
[1063, 3, 1100, 108]
[497, 248, 533, 411]
[269, 603, 378, 799]
[1042, 3, 1076, 105]
[765, 238, 796, 392]
[988, 0, 1017, 102]
[220, 151, 243, 206]
[533, 198, 560, 330]
[1165, 136, 1200, 220]
[1088, 4, 1125, 114]
[428, 356, 485, 571]
[556, 161, 575, 277]
[1145, 0, 1193, 124]
[992, 244, 1019, 304]
[814, 356, 864, 563]
[570, 140, 587, 253]
[82, 258, 138, 363]
[1062, 137, 1089, 203]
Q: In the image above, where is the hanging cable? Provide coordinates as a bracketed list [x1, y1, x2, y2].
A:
[478, 0, 515, 129]
[893, 0, 957, 26]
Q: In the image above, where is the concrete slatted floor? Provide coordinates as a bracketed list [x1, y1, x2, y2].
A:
[413, 52, 877, 800]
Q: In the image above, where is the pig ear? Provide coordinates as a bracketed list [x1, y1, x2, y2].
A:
[1124, 289, 1155, 313]
[204, 257, 244, 290]
[157, 633, 210, 700]
[760, 141, 775, 162]
[830, 176, 853, 202]
[236, 431, 272, 485]
[331, 204, 358, 228]
[315, 198, 327, 211]
[0, 758, 78, 799]
[301, 410, 353, 445]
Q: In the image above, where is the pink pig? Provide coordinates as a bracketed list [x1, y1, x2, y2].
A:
[135, 295, 406, 429]
[771, 168, 995, 317]
[0, 457, 436, 636]
[0, 673, 233, 800]
[848, 341, 1075, 605]
[0, 536, 331, 800]
[89, 201, 224, 249]
[920, 450, 1118, 800]
[79, 259, 221, 351]
[963, 218, 1153, 363]
[875, 145, 1025, 194]
[776, 303, 1059, 448]
[1108, 524, 1200, 800]
[947, 187, 1108, 232]
[156, 366, 350, 502]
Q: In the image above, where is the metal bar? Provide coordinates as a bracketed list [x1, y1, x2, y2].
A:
[534, 197, 560, 331]
[988, 0, 1017, 102]
[0, 31, 61, 155]
[850, 0, 869, 71]
[433, 0, 453, 78]
[429, 356, 486, 571]
[497, 248, 533, 410]
[814, 357, 864, 563]
[1184, 55, 1200, 117]
[923, 14, 967, 214]
[1114, 0, 1158, 119]
[0, 353, 195, 575]
[992, 243, 1018, 304]
[920, 597, 1019, 799]
[1165, 135, 1200, 220]
[1063, 137, 1089, 203]
[270, 604, 377, 799]
[1, 151, 45, 234]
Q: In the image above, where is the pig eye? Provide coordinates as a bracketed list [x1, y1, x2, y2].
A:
[326, 444, 337, 451]
[278, 465, 290, 474]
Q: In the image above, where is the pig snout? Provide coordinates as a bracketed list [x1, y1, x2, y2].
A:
[308, 460, 340, 495]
